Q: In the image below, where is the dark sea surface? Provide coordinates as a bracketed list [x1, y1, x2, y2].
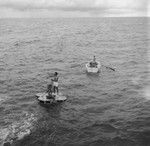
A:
[0, 17, 149, 146]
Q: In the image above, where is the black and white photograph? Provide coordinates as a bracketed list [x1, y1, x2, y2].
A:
[0, 0, 149, 146]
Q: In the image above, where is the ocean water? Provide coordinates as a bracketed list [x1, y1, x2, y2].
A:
[0, 17, 149, 146]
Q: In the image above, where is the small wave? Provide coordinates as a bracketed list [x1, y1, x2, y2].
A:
[70, 64, 81, 68]
[101, 92, 108, 95]
[0, 95, 11, 104]
[121, 88, 129, 92]
[114, 93, 123, 98]
[129, 60, 138, 65]
[92, 122, 117, 132]
[131, 76, 141, 85]
[121, 60, 138, 67]
[0, 68, 5, 71]
[71, 84, 85, 89]
[14, 39, 40, 46]
[83, 104, 116, 114]
[50, 68, 65, 72]
[0, 80, 5, 85]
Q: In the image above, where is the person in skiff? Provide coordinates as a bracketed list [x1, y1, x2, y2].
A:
[47, 80, 55, 99]
[90, 56, 98, 67]
[52, 72, 59, 94]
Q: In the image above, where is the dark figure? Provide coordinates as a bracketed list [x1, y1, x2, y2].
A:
[90, 56, 98, 67]
[47, 84, 54, 99]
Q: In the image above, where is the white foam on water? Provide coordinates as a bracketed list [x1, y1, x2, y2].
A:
[0, 94, 10, 104]
[0, 112, 36, 145]
[131, 76, 141, 85]
[143, 86, 150, 100]
[0, 128, 10, 146]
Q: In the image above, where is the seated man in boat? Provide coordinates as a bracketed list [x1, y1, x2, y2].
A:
[51, 72, 59, 94]
[90, 56, 98, 67]
[47, 82, 55, 99]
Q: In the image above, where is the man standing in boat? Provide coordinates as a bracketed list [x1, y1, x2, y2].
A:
[52, 72, 59, 94]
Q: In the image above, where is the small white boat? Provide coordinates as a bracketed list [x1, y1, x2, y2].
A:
[86, 61, 101, 73]
[36, 92, 67, 104]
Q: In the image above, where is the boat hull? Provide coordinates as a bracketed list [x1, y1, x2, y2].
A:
[86, 61, 101, 73]
[36, 92, 67, 104]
